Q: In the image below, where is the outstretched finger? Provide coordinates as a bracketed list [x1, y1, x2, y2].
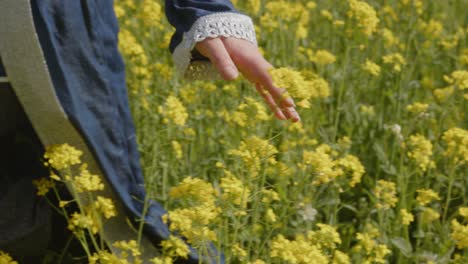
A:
[195, 38, 239, 80]
[255, 83, 286, 120]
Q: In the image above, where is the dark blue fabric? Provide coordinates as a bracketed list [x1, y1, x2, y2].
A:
[165, 0, 238, 53]
[29, 0, 227, 262]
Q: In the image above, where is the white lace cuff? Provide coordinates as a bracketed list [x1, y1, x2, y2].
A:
[172, 12, 257, 80]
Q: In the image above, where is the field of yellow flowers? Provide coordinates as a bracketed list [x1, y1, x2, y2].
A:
[2, 0, 465, 263]
[116, 0, 467, 263]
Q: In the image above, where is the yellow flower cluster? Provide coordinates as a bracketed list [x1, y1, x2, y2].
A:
[407, 134, 435, 171]
[442, 127, 468, 165]
[158, 95, 189, 126]
[160, 235, 190, 260]
[32, 177, 55, 196]
[270, 236, 326, 263]
[451, 219, 468, 249]
[459, 207, 468, 220]
[362, 59, 381, 76]
[220, 170, 251, 209]
[228, 136, 278, 177]
[354, 230, 391, 263]
[444, 70, 468, 90]
[269, 67, 330, 108]
[347, 0, 379, 36]
[260, 1, 309, 39]
[94, 196, 117, 219]
[118, 29, 150, 81]
[0, 251, 17, 264]
[270, 224, 347, 264]
[171, 140, 183, 159]
[309, 49, 337, 65]
[73, 164, 105, 193]
[44, 143, 83, 170]
[400, 209, 414, 225]
[301, 144, 365, 187]
[137, 0, 164, 30]
[68, 211, 101, 235]
[420, 207, 440, 224]
[406, 102, 429, 115]
[383, 53, 406, 72]
[416, 189, 441, 206]
[163, 205, 219, 244]
[169, 176, 216, 205]
[374, 180, 398, 209]
[164, 177, 220, 248]
[88, 250, 124, 264]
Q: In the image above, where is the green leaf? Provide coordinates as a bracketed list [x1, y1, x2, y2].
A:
[390, 237, 413, 257]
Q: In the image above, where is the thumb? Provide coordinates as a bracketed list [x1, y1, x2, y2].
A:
[195, 38, 239, 80]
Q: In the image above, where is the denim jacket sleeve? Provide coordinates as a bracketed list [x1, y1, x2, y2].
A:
[165, 0, 257, 79]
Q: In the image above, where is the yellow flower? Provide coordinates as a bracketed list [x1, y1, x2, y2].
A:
[333, 250, 351, 264]
[442, 127, 468, 165]
[32, 178, 55, 196]
[94, 196, 117, 219]
[163, 204, 219, 244]
[347, 0, 379, 36]
[310, 50, 337, 65]
[232, 243, 248, 259]
[354, 230, 391, 263]
[380, 28, 399, 47]
[307, 223, 342, 250]
[158, 96, 189, 126]
[420, 207, 440, 224]
[302, 145, 341, 185]
[219, 171, 250, 208]
[113, 240, 142, 259]
[44, 143, 83, 170]
[268, 67, 308, 100]
[374, 180, 398, 209]
[73, 164, 105, 193]
[360, 105, 375, 117]
[459, 207, 468, 220]
[406, 102, 429, 115]
[362, 60, 381, 76]
[400, 209, 414, 225]
[169, 176, 216, 206]
[171, 140, 183, 159]
[416, 189, 441, 206]
[228, 136, 278, 177]
[88, 250, 126, 264]
[407, 134, 435, 172]
[161, 235, 190, 259]
[451, 219, 468, 249]
[270, 234, 328, 264]
[137, 0, 164, 30]
[68, 212, 100, 234]
[261, 189, 280, 203]
[419, 19, 443, 39]
[266, 208, 277, 223]
[320, 10, 333, 21]
[246, 0, 261, 14]
[149, 257, 173, 264]
[444, 70, 468, 90]
[383, 53, 406, 72]
[0, 251, 18, 264]
[336, 154, 365, 187]
[433, 86, 454, 101]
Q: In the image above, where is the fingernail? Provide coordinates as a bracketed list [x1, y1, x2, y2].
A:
[225, 66, 239, 80]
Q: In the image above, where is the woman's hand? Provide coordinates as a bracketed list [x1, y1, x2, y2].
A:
[195, 37, 300, 122]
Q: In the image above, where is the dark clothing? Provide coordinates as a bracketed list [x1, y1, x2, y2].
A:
[0, 0, 239, 262]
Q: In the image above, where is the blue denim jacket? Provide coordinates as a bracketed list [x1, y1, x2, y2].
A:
[0, 0, 255, 262]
